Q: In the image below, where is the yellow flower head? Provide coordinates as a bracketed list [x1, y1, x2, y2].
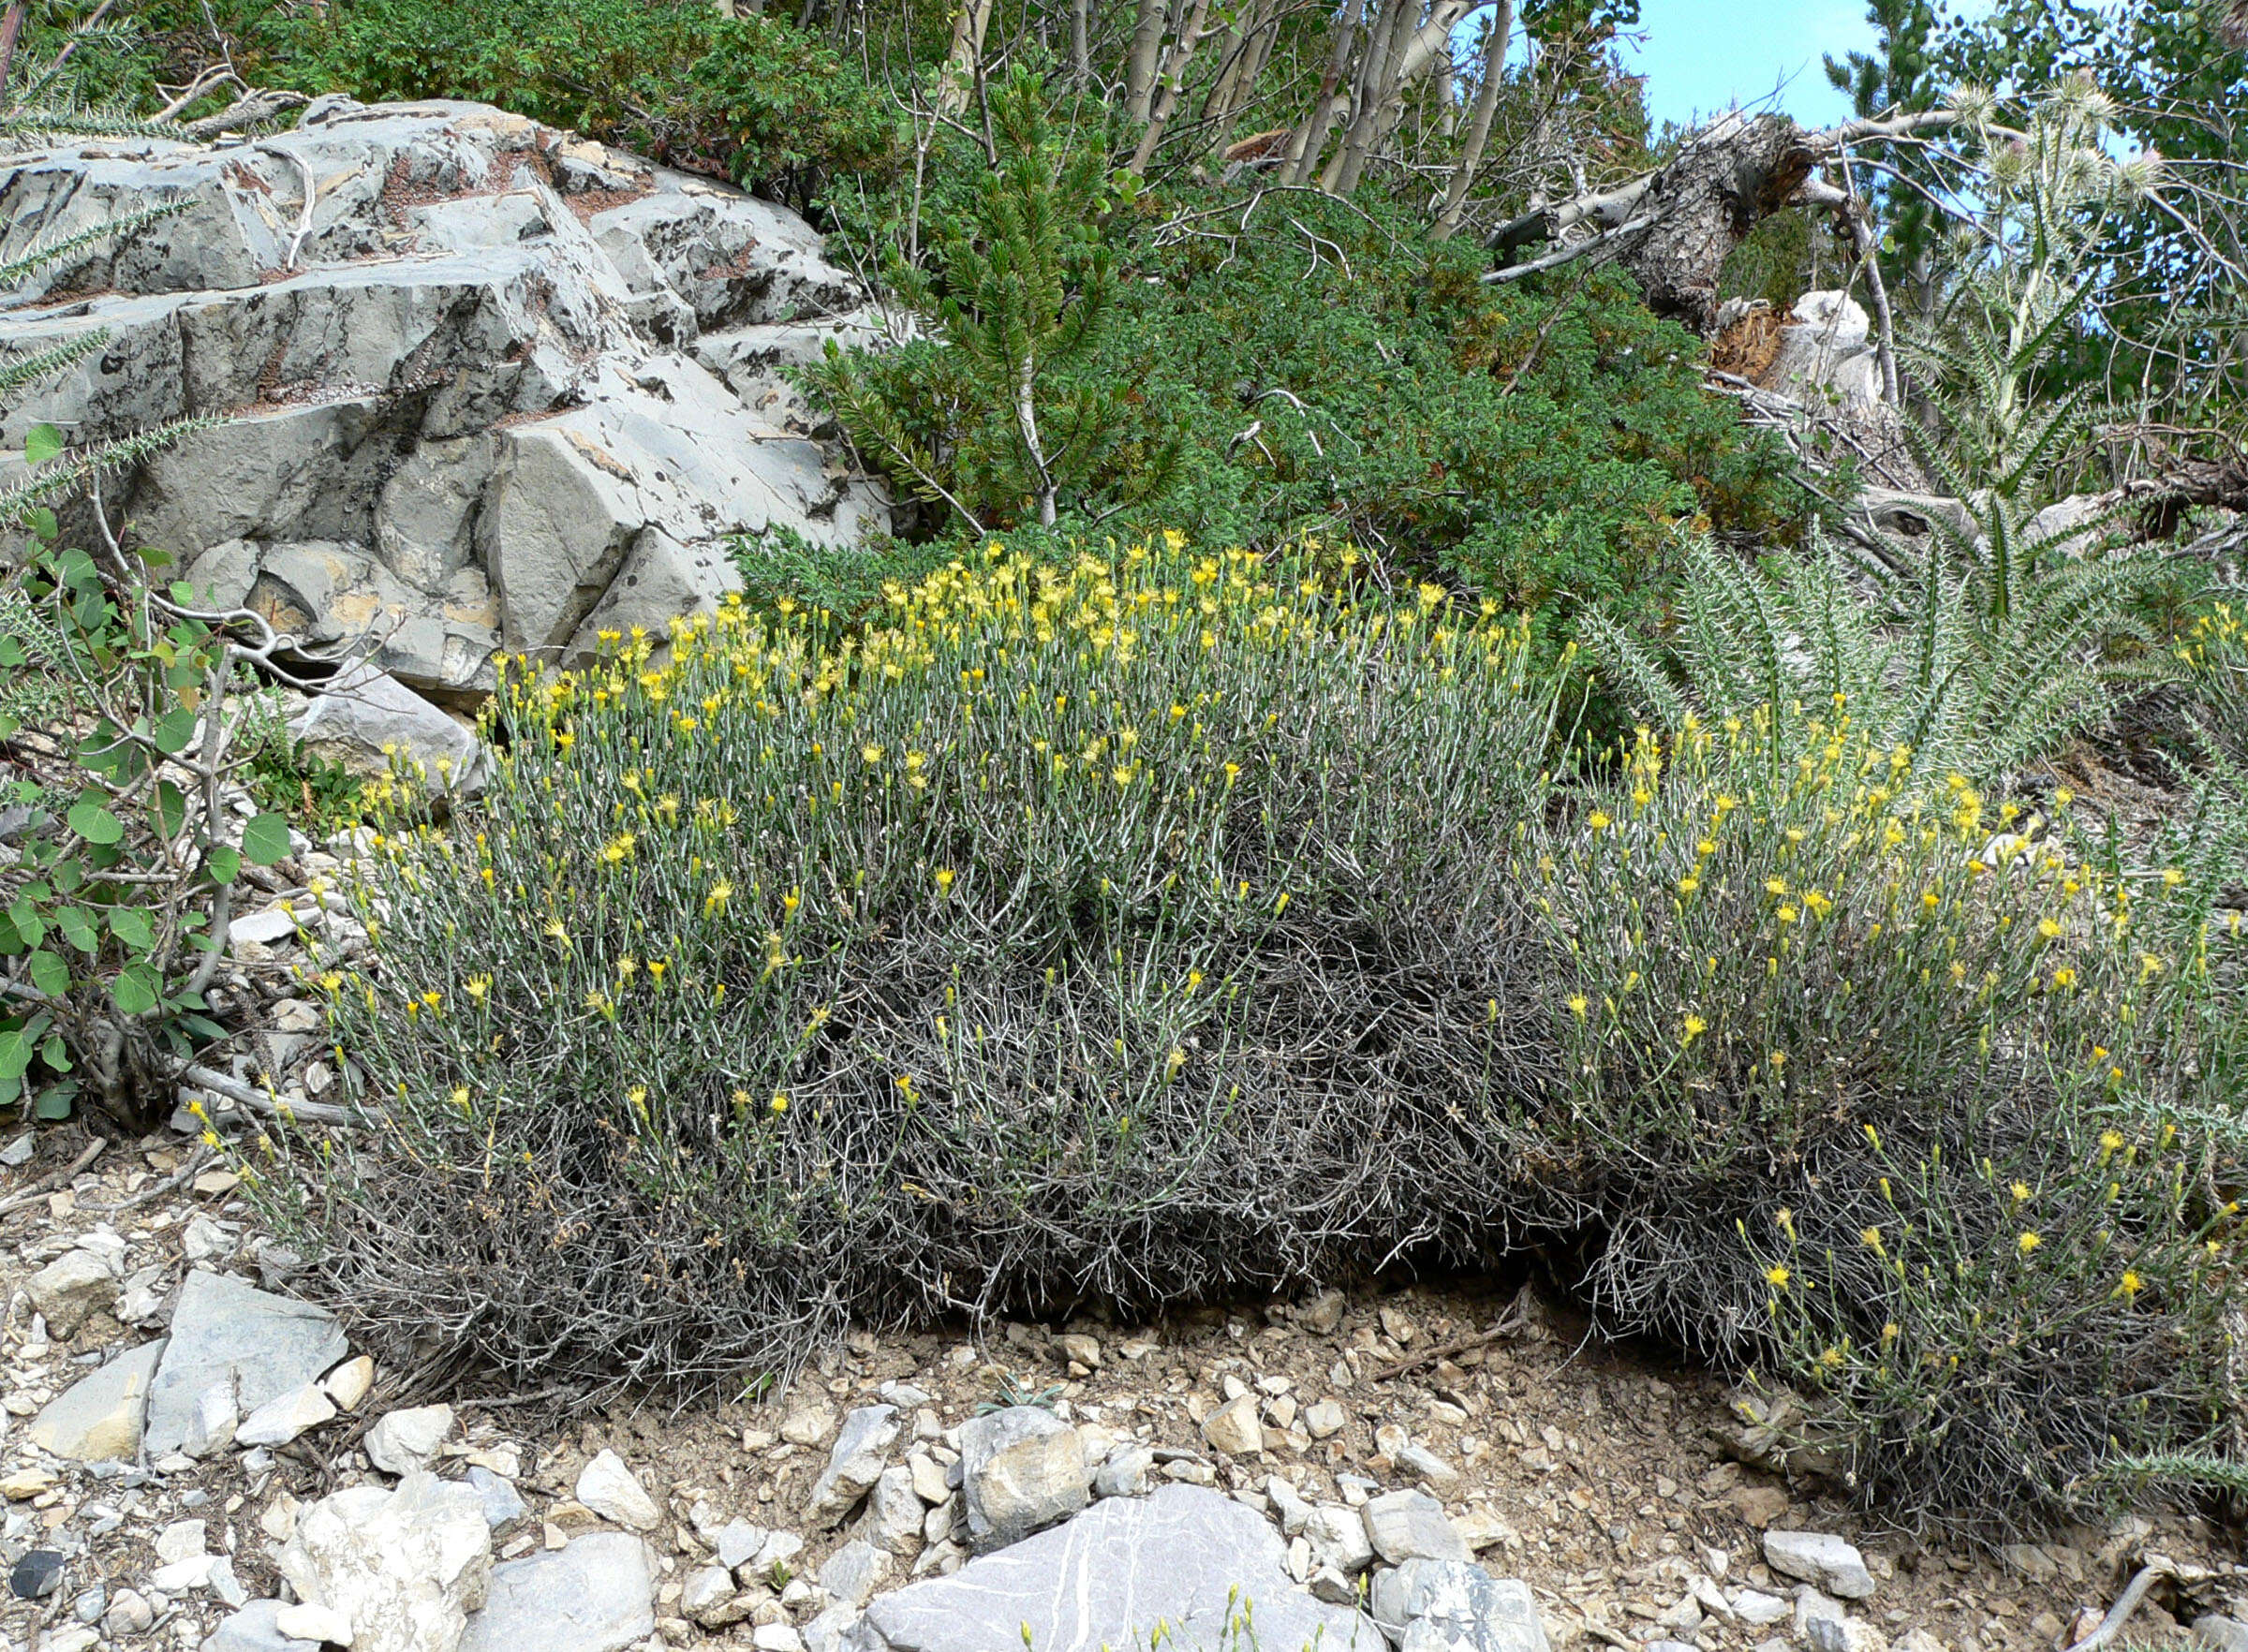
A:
[2018, 1231, 2042, 1256]
[1766, 1264, 1791, 1290]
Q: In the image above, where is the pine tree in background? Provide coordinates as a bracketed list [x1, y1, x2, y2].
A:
[810, 70, 1177, 532]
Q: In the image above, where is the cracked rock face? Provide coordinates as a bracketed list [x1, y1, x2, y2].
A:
[0, 96, 889, 703]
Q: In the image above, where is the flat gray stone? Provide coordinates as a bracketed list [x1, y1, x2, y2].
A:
[819, 1539, 892, 1608]
[291, 661, 487, 796]
[29, 1339, 165, 1462]
[843, 1483, 1380, 1652]
[806, 1404, 900, 1527]
[467, 1467, 527, 1529]
[1370, 1560, 1549, 1652]
[146, 1272, 348, 1459]
[459, 1532, 654, 1652]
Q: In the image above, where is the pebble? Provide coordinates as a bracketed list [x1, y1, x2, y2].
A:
[1362, 1489, 1468, 1566]
[1201, 1394, 1264, 1456]
[576, 1448, 662, 1530]
[9, 1546, 63, 1600]
[365, 1403, 455, 1474]
[322, 1355, 377, 1411]
[1766, 1531, 1877, 1600]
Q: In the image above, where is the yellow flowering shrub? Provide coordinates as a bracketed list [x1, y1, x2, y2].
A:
[260, 541, 1570, 1391]
[1539, 708, 2248, 1528]
[250, 539, 2248, 1531]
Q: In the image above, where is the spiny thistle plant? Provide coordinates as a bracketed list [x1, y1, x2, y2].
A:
[250, 538, 2246, 1530]
[1582, 537, 2124, 793]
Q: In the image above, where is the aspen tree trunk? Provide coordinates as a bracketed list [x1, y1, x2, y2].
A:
[1124, 0, 1169, 123]
[1126, 0, 1214, 172]
[1071, 0, 1093, 89]
[1279, 0, 1363, 184]
[935, 0, 996, 114]
[1199, 0, 1255, 137]
[1431, 0, 1512, 241]
[1326, 0, 1414, 194]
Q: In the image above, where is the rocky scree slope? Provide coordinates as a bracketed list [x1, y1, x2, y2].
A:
[0, 96, 890, 711]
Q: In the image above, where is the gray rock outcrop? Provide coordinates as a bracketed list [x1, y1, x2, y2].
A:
[0, 96, 887, 711]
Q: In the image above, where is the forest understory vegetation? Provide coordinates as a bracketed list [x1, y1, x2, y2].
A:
[4, 0, 2248, 1543]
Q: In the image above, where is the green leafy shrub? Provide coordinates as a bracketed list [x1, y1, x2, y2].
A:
[815, 126, 1798, 637]
[264, 539, 2246, 1529]
[2, 203, 305, 1128]
[223, 0, 895, 209]
[1, 522, 306, 1126]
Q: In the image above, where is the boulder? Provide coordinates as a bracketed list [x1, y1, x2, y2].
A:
[958, 1406, 1089, 1554]
[0, 97, 885, 719]
[843, 1483, 1378, 1652]
[290, 659, 486, 795]
[459, 1532, 655, 1652]
[277, 1472, 494, 1652]
[28, 1338, 165, 1462]
[144, 1270, 349, 1459]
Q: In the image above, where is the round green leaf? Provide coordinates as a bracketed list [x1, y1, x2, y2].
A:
[111, 963, 159, 1017]
[240, 812, 292, 866]
[24, 423, 63, 466]
[153, 710, 198, 757]
[27, 950, 69, 997]
[53, 907, 96, 953]
[107, 907, 154, 952]
[204, 845, 243, 886]
[67, 799, 124, 846]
